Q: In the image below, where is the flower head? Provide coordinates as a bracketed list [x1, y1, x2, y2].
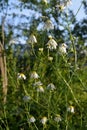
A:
[39, 48, 44, 53]
[18, 73, 26, 80]
[28, 35, 37, 45]
[33, 81, 43, 87]
[65, 0, 72, 6]
[30, 71, 39, 79]
[47, 37, 57, 50]
[37, 86, 44, 93]
[54, 114, 62, 123]
[40, 117, 47, 125]
[48, 56, 53, 61]
[55, 0, 72, 11]
[67, 105, 75, 113]
[44, 20, 54, 31]
[47, 83, 56, 91]
[56, 4, 65, 11]
[42, 0, 48, 5]
[9, 39, 17, 45]
[23, 95, 31, 102]
[28, 116, 36, 123]
[59, 43, 67, 54]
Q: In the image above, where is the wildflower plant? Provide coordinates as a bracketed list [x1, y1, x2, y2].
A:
[44, 20, 54, 31]
[1, 0, 87, 130]
[59, 43, 68, 54]
[46, 36, 58, 51]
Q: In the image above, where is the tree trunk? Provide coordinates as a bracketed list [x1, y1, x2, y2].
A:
[0, 42, 8, 104]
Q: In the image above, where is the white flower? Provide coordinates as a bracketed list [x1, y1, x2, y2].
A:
[65, 0, 72, 6]
[48, 56, 53, 61]
[33, 81, 43, 86]
[44, 20, 54, 31]
[28, 116, 36, 123]
[9, 39, 17, 45]
[37, 86, 44, 93]
[39, 48, 43, 53]
[47, 37, 57, 50]
[56, 0, 72, 11]
[30, 71, 39, 79]
[59, 43, 67, 54]
[47, 83, 56, 91]
[28, 35, 37, 44]
[42, 0, 48, 4]
[67, 106, 75, 113]
[40, 117, 47, 125]
[18, 73, 26, 80]
[55, 4, 66, 11]
[23, 95, 31, 102]
[54, 114, 62, 123]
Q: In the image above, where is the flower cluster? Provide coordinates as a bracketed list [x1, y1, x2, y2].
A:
[59, 43, 67, 54]
[47, 36, 57, 50]
[28, 116, 48, 125]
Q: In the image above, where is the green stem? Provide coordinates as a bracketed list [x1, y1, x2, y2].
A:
[43, 125, 46, 130]
[36, 91, 39, 103]
[47, 48, 49, 57]
[57, 123, 59, 130]
[57, 69, 81, 109]
[3, 106, 9, 130]
[34, 123, 39, 130]
[48, 91, 51, 119]
[31, 44, 37, 57]
[65, 95, 68, 130]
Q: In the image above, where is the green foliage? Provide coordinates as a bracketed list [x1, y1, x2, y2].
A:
[0, 0, 87, 130]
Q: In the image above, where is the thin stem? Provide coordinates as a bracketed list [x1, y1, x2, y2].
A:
[36, 91, 39, 103]
[3, 106, 9, 130]
[73, 2, 83, 22]
[65, 95, 68, 130]
[57, 123, 59, 130]
[34, 123, 39, 130]
[67, 24, 77, 69]
[48, 91, 51, 119]
[31, 44, 37, 57]
[43, 125, 46, 130]
[47, 48, 49, 57]
[57, 69, 81, 109]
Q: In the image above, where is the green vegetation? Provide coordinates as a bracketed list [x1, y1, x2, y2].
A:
[0, 0, 87, 129]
